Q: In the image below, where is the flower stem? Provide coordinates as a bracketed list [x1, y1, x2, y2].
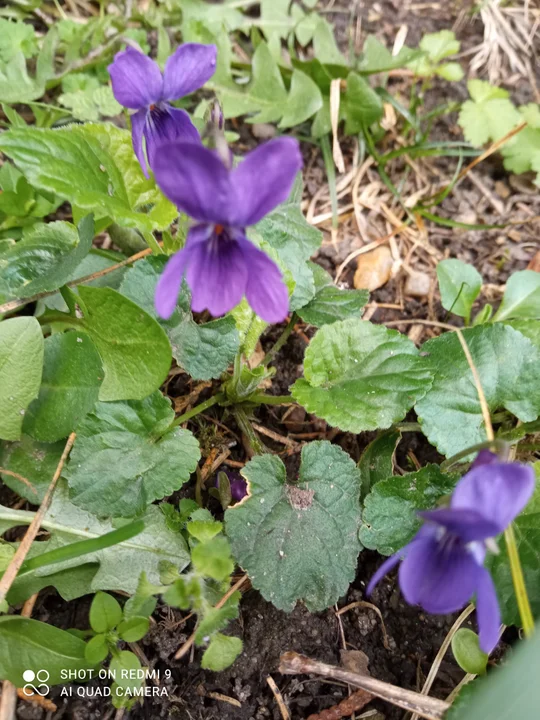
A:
[455, 328, 494, 442]
[171, 393, 224, 427]
[504, 523, 535, 637]
[459, 328, 534, 639]
[37, 312, 83, 328]
[504, 435, 535, 638]
[234, 406, 267, 455]
[263, 313, 298, 366]
[440, 439, 510, 472]
[395, 422, 422, 432]
[249, 394, 294, 406]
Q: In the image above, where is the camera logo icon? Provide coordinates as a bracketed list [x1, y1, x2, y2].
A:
[22, 669, 50, 697]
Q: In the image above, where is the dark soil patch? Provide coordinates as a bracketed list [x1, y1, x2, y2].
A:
[33, 556, 469, 720]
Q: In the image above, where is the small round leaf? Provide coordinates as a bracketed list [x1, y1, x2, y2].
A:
[85, 633, 109, 664]
[452, 629, 488, 675]
[89, 592, 122, 634]
[117, 617, 150, 643]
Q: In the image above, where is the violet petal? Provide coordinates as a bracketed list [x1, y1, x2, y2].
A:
[475, 565, 501, 654]
[144, 106, 200, 172]
[108, 47, 163, 109]
[399, 532, 479, 614]
[130, 108, 148, 177]
[238, 236, 289, 323]
[471, 450, 498, 469]
[452, 462, 535, 534]
[419, 508, 500, 543]
[155, 248, 191, 319]
[185, 230, 247, 316]
[366, 550, 405, 597]
[230, 137, 303, 226]
[162, 43, 217, 100]
[152, 141, 230, 224]
[230, 476, 248, 501]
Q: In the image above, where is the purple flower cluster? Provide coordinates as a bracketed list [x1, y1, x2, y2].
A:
[367, 451, 535, 653]
[108, 43, 302, 323]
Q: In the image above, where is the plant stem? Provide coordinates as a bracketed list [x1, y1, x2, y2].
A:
[249, 394, 294, 406]
[37, 312, 83, 327]
[232, 351, 243, 385]
[234, 406, 267, 455]
[455, 328, 494, 443]
[171, 393, 224, 427]
[440, 439, 509, 472]
[263, 313, 298, 366]
[395, 422, 422, 432]
[457, 330, 534, 639]
[48, 34, 123, 87]
[504, 523, 535, 637]
[503, 435, 535, 638]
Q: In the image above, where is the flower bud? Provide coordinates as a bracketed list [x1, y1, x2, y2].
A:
[214, 469, 248, 503]
[209, 99, 224, 130]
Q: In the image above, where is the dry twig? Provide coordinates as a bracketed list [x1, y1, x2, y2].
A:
[267, 675, 291, 720]
[0, 248, 153, 316]
[206, 691, 241, 707]
[0, 468, 37, 497]
[279, 652, 450, 720]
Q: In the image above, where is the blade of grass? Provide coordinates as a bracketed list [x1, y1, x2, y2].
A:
[422, 153, 465, 207]
[415, 209, 505, 230]
[380, 142, 478, 164]
[17, 519, 145, 575]
[376, 87, 420, 133]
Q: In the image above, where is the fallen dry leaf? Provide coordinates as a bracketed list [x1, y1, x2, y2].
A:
[341, 649, 370, 675]
[527, 251, 540, 272]
[494, 180, 510, 199]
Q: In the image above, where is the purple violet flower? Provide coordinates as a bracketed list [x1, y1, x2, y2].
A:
[152, 137, 302, 323]
[108, 44, 217, 177]
[367, 457, 535, 653]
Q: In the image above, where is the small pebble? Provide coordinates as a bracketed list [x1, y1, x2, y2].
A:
[405, 271, 431, 298]
[455, 210, 477, 225]
[251, 123, 277, 140]
[354, 245, 393, 291]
